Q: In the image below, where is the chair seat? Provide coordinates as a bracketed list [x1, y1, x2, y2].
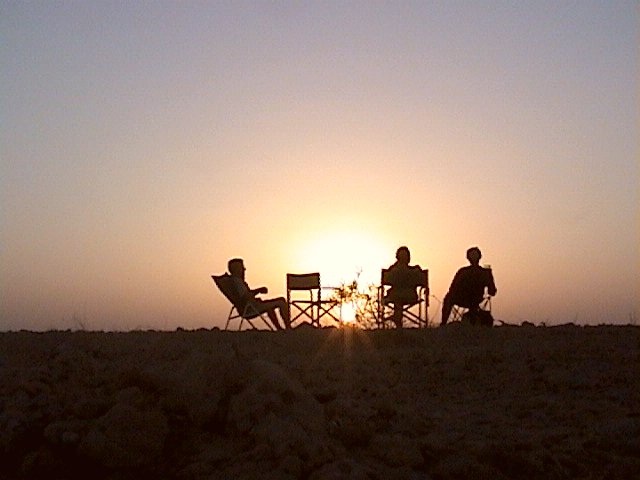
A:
[449, 297, 493, 326]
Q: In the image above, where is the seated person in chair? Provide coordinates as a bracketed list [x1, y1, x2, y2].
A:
[228, 258, 291, 330]
[441, 247, 497, 326]
[384, 246, 424, 328]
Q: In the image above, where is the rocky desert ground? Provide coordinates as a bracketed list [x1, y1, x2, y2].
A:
[1, 324, 638, 479]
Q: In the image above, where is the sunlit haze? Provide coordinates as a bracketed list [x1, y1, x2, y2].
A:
[2, 2, 638, 330]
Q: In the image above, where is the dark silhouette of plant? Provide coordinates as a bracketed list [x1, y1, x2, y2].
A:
[329, 271, 379, 328]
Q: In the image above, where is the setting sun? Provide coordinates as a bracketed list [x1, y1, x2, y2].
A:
[339, 301, 357, 324]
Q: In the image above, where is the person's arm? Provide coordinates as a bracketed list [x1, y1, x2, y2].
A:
[250, 286, 268, 296]
[486, 269, 497, 296]
[448, 268, 463, 295]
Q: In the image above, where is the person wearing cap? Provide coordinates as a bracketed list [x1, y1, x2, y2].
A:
[441, 247, 497, 326]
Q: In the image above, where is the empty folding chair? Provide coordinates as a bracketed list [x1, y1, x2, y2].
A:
[286, 273, 341, 327]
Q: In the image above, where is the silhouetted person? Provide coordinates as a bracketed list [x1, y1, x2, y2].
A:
[383, 246, 423, 328]
[228, 258, 291, 330]
[441, 247, 496, 326]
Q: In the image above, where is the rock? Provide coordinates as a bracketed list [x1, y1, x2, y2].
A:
[79, 402, 168, 468]
[227, 359, 333, 469]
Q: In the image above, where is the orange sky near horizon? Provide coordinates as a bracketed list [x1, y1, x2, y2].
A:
[2, 2, 638, 331]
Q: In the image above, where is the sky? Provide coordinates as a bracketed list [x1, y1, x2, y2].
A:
[1, 1, 638, 331]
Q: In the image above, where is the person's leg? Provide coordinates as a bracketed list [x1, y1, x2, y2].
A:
[384, 294, 403, 328]
[277, 297, 291, 328]
[266, 309, 283, 330]
[253, 299, 282, 330]
[259, 297, 290, 329]
[392, 304, 403, 328]
[468, 304, 481, 325]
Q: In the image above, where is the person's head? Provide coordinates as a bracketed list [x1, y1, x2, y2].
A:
[396, 246, 411, 265]
[228, 258, 246, 278]
[466, 247, 482, 265]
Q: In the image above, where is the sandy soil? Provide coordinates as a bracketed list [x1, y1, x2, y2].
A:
[1, 325, 638, 479]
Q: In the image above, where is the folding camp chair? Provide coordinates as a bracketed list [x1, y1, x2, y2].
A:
[211, 274, 274, 331]
[286, 273, 341, 327]
[377, 268, 430, 328]
[448, 296, 493, 326]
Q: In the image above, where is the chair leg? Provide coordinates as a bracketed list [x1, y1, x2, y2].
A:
[224, 307, 235, 330]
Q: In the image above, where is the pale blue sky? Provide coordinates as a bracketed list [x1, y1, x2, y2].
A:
[2, 1, 638, 330]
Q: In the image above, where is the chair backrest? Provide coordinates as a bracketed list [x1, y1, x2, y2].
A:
[381, 268, 392, 286]
[212, 274, 243, 310]
[287, 272, 321, 290]
[420, 269, 429, 291]
[381, 267, 428, 289]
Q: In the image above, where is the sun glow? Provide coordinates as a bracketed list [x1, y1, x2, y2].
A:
[339, 301, 357, 324]
[294, 230, 391, 288]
